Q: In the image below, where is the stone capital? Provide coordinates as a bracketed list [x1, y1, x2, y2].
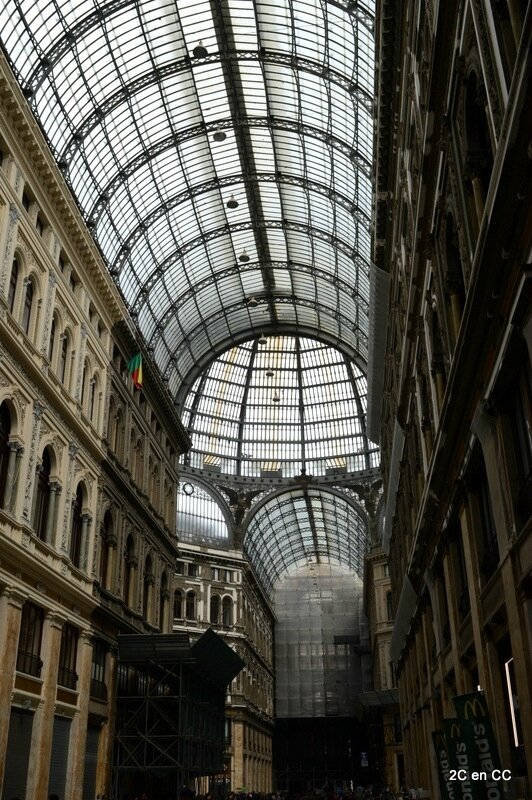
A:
[45, 610, 68, 630]
[1, 587, 27, 609]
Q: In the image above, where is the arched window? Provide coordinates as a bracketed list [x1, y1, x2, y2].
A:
[143, 555, 153, 622]
[70, 483, 84, 567]
[48, 315, 57, 362]
[89, 374, 97, 421]
[59, 332, 69, 385]
[173, 590, 183, 619]
[185, 590, 196, 620]
[222, 596, 233, 627]
[0, 402, 11, 508]
[108, 397, 116, 448]
[8, 258, 19, 313]
[210, 594, 220, 624]
[123, 535, 136, 606]
[34, 447, 52, 540]
[386, 591, 393, 621]
[135, 439, 144, 485]
[100, 511, 113, 589]
[159, 572, 169, 630]
[21, 278, 34, 335]
[115, 409, 125, 459]
[80, 360, 88, 407]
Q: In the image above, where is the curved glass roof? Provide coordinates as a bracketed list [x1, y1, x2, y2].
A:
[244, 487, 367, 593]
[182, 334, 379, 477]
[176, 480, 230, 544]
[1, 0, 374, 393]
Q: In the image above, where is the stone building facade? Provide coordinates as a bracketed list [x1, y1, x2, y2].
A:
[172, 542, 274, 794]
[374, 0, 531, 797]
[0, 53, 189, 800]
[363, 546, 403, 790]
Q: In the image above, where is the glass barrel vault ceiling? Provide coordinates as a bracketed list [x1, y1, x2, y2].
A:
[1, 0, 375, 393]
[244, 489, 367, 594]
[182, 335, 379, 478]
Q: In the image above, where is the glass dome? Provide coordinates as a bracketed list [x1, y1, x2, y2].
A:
[181, 335, 379, 478]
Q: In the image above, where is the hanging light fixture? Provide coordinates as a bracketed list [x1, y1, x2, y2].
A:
[246, 296, 259, 308]
[258, 334, 267, 346]
[272, 393, 280, 403]
[193, 41, 208, 58]
[226, 195, 239, 209]
[239, 250, 250, 263]
[213, 130, 227, 142]
[265, 368, 274, 377]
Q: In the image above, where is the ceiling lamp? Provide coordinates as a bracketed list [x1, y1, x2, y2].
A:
[272, 393, 280, 403]
[193, 41, 208, 58]
[246, 296, 259, 308]
[226, 195, 239, 209]
[258, 335, 268, 346]
[239, 250, 250, 263]
[265, 368, 274, 377]
[213, 130, 227, 142]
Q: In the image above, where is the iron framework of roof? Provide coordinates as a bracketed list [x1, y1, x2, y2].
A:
[1, 0, 375, 397]
[1, 0, 376, 585]
[244, 486, 368, 593]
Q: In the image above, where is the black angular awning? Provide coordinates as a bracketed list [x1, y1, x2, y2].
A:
[117, 628, 244, 687]
[191, 627, 244, 687]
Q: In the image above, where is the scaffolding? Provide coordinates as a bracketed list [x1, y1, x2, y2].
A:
[113, 629, 244, 800]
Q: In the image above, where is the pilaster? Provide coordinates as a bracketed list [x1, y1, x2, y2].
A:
[65, 629, 93, 800]
[0, 588, 25, 795]
[25, 611, 66, 800]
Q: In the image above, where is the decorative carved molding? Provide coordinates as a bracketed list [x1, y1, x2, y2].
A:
[0, 204, 20, 296]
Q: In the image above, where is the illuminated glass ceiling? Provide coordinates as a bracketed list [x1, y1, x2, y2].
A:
[244, 488, 367, 593]
[182, 334, 379, 478]
[1, 0, 375, 392]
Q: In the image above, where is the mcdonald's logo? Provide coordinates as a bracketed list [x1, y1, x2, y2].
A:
[449, 723, 462, 739]
[463, 698, 486, 720]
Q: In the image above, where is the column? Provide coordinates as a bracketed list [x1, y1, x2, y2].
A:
[106, 534, 118, 592]
[95, 646, 117, 798]
[44, 482, 60, 544]
[81, 514, 92, 572]
[3, 442, 23, 512]
[25, 612, 66, 800]
[65, 630, 93, 800]
[127, 556, 138, 608]
[160, 589, 170, 632]
[0, 588, 25, 795]
[145, 573, 155, 624]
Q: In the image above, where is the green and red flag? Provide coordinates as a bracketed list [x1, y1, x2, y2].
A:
[127, 352, 143, 389]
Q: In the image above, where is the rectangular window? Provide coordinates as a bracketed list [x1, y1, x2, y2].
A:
[187, 563, 198, 577]
[176, 561, 184, 575]
[90, 639, 107, 701]
[58, 624, 78, 690]
[478, 462, 500, 580]
[212, 567, 220, 580]
[17, 603, 44, 677]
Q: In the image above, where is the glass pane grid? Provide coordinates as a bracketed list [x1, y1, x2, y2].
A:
[2, 0, 375, 375]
